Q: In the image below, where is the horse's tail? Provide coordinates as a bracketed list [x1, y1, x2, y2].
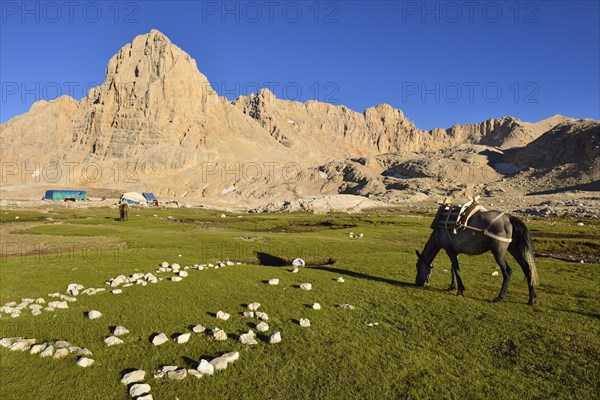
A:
[509, 215, 538, 285]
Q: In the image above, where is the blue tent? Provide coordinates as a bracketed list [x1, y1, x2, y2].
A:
[142, 192, 158, 203]
[43, 190, 87, 201]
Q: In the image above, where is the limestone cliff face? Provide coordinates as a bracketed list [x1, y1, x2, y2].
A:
[71, 29, 282, 169]
[0, 96, 79, 170]
[233, 90, 428, 158]
[443, 115, 573, 149]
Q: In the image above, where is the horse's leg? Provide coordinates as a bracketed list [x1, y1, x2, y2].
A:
[448, 268, 456, 291]
[491, 247, 512, 302]
[508, 247, 537, 306]
[445, 249, 464, 296]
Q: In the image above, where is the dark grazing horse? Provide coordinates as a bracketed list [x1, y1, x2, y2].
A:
[119, 202, 129, 221]
[415, 210, 538, 305]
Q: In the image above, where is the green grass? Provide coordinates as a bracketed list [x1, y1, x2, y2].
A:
[0, 207, 598, 400]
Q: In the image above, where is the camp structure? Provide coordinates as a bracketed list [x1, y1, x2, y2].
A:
[43, 190, 87, 202]
[142, 192, 159, 206]
[119, 192, 148, 206]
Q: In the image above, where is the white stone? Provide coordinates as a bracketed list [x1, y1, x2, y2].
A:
[44, 307, 55, 312]
[312, 303, 321, 310]
[129, 383, 151, 397]
[0, 337, 19, 348]
[338, 304, 355, 310]
[226, 261, 235, 266]
[77, 357, 95, 367]
[336, 277, 345, 283]
[210, 357, 228, 370]
[53, 348, 69, 359]
[256, 312, 269, 321]
[197, 359, 215, 375]
[161, 262, 169, 268]
[68, 346, 82, 353]
[221, 351, 239, 363]
[40, 345, 55, 357]
[192, 324, 206, 333]
[269, 331, 281, 344]
[121, 370, 146, 385]
[167, 369, 187, 380]
[10, 339, 34, 351]
[35, 298, 46, 304]
[243, 311, 255, 318]
[492, 271, 499, 276]
[171, 263, 181, 270]
[87, 310, 102, 319]
[136, 395, 153, 400]
[152, 333, 169, 346]
[178, 271, 188, 277]
[247, 302, 261, 311]
[30, 343, 47, 354]
[113, 326, 129, 336]
[104, 336, 123, 346]
[171, 276, 183, 282]
[112, 289, 123, 294]
[292, 258, 305, 268]
[188, 369, 203, 379]
[31, 308, 42, 316]
[213, 329, 227, 341]
[292, 267, 299, 273]
[268, 278, 279, 285]
[256, 322, 269, 332]
[239, 330, 257, 345]
[216, 311, 230, 320]
[79, 348, 93, 356]
[299, 318, 311, 327]
[48, 301, 68, 309]
[300, 283, 312, 290]
[54, 340, 71, 348]
[367, 322, 380, 327]
[176, 333, 191, 344]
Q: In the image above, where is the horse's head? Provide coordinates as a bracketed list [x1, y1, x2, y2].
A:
[415, 250, 433, 286]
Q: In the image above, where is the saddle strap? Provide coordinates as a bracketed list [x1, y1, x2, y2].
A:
[462, 212, 513, 243]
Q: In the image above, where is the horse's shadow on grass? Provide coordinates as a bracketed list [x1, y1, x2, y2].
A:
[309, 265, 414, 287]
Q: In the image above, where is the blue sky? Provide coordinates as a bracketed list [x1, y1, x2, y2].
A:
[1, 1, 598, 129]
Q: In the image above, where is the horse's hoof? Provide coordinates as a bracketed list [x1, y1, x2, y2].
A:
[493, 297, 504, 303]
[456, 291, 464, 297]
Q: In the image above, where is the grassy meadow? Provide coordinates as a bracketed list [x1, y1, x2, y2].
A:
[0, 206, 598, 400]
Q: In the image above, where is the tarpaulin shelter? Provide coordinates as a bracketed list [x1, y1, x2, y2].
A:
[43, 190, 87, 201]
[120, 192, 147, 206]
[142, 192, 158, 206]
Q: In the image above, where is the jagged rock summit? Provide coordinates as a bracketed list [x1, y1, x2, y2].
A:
[1, 29, 597, 204]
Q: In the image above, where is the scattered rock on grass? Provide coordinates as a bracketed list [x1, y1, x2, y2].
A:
[300, 283, 312, 291]
[216, 311, 230, 320]
[77, 357, 95, 367]
[268, 279, 279, 285]
[197, 359, 214, 375]
[87, 310, 102, 319]
[151, 333, 169, 346]
[256, 322, 269, 332]
[121, 369, 146, 385]
[239, 330, 257, 345]
[129, 383, 151, 397]
[299, 318, 311, 327]
[104, 336, 123, 346]
[312, 303, 321, 310]
[269, 332, 281, 344]
[175, 333, 191, 344]
[113, 326, 129, 336]
[167, 368, 187, 380]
